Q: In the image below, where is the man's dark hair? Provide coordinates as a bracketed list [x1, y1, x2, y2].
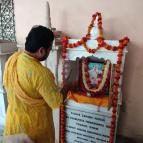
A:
[25, 25, 54, 53]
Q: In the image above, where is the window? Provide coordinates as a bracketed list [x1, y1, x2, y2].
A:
[0, 0, 16, 41]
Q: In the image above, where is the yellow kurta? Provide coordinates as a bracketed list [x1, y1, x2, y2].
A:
[3, 52, 63, 143]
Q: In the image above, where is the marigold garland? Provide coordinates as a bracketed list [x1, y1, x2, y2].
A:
[60, 12, 130, 143]
[59, 104, 65, 143]
[80, 58, 111, 96]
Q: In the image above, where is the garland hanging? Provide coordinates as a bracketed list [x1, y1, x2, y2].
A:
[80, 58, 111, 97]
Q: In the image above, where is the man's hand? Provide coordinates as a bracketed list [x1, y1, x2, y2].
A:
[60, 86, 69, 102]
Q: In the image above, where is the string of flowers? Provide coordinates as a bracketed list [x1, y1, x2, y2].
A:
[59, 104, 65, 143]
[109, 42, 125, 143]
[62, 36, 129, 56]
[61, 12, 130, 143]
[86, 12, 103, 39]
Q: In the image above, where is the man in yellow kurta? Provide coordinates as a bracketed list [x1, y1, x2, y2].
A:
[3, 26, 64, 143]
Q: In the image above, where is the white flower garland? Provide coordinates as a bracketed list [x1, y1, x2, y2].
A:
[82, 59, 111, 93]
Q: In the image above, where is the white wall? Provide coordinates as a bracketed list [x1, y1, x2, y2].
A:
[14, 0, 50, 46]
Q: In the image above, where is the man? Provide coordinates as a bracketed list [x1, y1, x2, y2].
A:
[3, 25, 66, 143]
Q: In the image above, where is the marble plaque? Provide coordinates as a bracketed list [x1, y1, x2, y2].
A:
[65, 107, 111, 143]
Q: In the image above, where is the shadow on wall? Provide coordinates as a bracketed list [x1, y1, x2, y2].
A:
[117, 41, 143, 140]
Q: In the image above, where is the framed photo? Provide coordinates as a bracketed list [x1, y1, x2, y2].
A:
[79, 56, 114, 97]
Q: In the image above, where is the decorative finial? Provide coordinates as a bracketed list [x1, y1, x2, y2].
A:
[47, 1, 51, 29]
[86, 12, 103, 40]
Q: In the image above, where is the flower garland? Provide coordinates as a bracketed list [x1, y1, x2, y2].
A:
[59, 104, 65, 143]
[61, 12, 130, 143]
[109, 47, 124, 143]
[86, 12, 103, 39]
[80, 58, 111, 97]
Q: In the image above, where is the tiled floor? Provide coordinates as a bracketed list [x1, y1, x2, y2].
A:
[116, 135, 142, 143]
[0, 119, 5, 136]
[0, 126, 142, 143]
[0, 125, 4, 136]
[0, 133, 141, 143]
